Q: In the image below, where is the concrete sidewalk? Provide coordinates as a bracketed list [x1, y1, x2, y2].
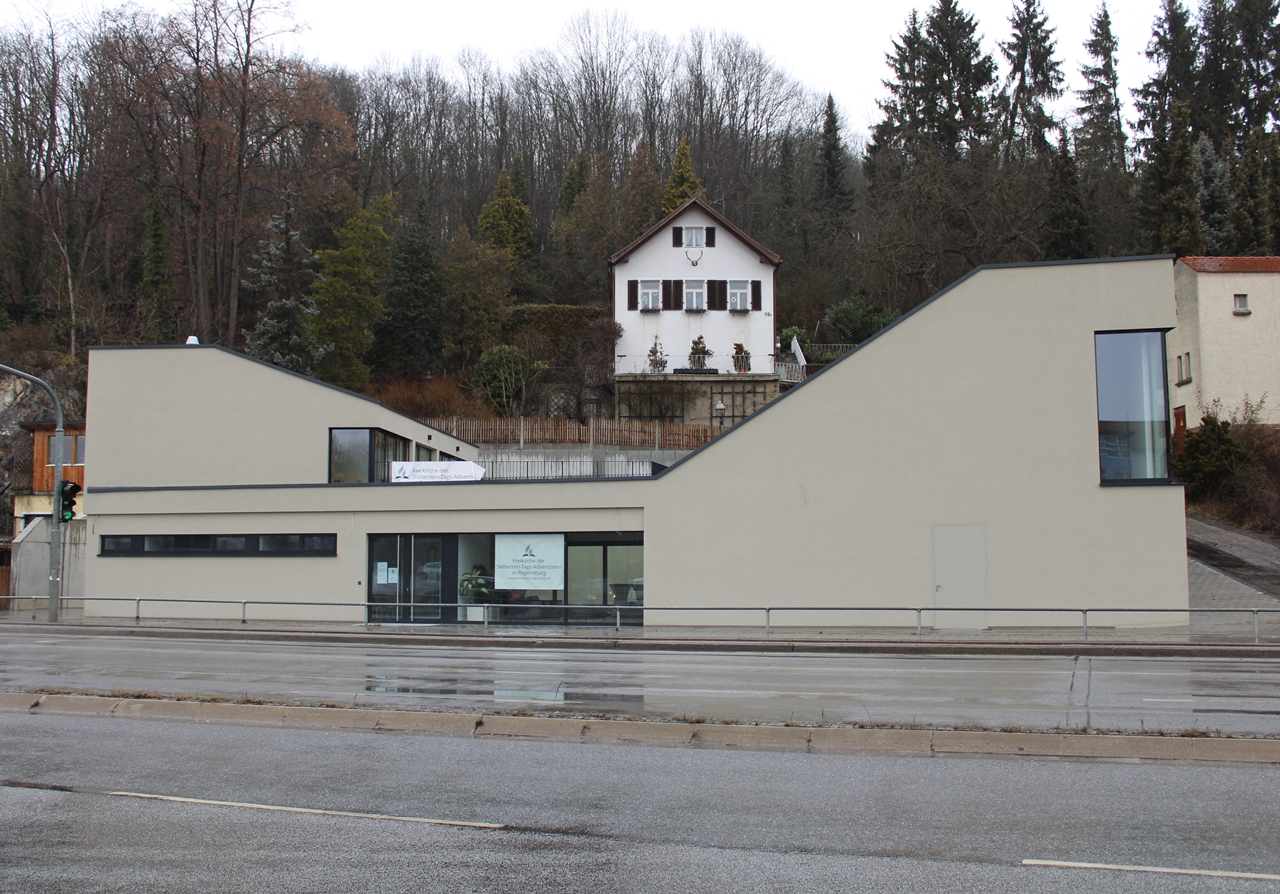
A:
[3, 691, 1276, 765]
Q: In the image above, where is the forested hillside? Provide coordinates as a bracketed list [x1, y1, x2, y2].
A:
[2, 0, 1279, 403]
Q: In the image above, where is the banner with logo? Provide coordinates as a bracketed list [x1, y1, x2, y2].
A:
[494, 534, 565, 589]
[390, 461, 486, 482]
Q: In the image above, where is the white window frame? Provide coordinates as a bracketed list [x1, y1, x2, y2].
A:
[728, 280, 750, 311]
[640, 280, 661, 311]
[1234, 293, 1250, 314]
[684, 279, 706, 311]
[682, 227, 704, 248]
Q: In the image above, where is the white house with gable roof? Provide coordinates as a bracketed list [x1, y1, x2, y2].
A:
[608, 195, 780, 376]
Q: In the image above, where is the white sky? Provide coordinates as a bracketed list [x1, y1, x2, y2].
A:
[5, 0, 1165, 140]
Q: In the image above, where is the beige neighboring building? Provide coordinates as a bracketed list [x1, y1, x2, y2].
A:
[1169, 257, 1280, 436]
[81, 256, 1187, 629]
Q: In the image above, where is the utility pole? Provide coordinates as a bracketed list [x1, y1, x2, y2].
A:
[0, 363, 64, 621]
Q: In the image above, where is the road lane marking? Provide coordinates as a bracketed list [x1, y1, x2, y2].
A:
[2, 781, 503, 829]
[1023, 859, 1280, 881]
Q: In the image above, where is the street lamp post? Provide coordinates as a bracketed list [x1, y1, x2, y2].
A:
[714, 399, 726, 429]
[0, 363, 64, 621]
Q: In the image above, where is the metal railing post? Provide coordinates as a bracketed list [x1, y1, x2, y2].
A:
[1082, 609, 1089, 641]
[1255, 609, 1260, 644]
[765, 607, 771, 636]
[241, 601, 248, 624]
[916, 608, 922, 641]
[483, 604, 489, 627]
[135, 598, 141, 623]
[615, 607, 621, 631]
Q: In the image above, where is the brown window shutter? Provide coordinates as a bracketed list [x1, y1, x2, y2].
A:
[705, 227, 716, 247]
[672, 227, 682, 247]
[662, 280, 674, 310]
[715, 281, 729, 310]
[674, 280, 684, 309]
[627, 280, 638, 311]
[751, 280, 762, 311]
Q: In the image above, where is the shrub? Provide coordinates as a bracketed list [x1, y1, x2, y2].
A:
[1172, 414, 1244, 502]
[822, 293, 898, 344]
[366, 375, 491, 419]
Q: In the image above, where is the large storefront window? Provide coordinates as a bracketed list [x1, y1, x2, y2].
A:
[1095, 331, 1171, 483]
[367, 532, 643, 625]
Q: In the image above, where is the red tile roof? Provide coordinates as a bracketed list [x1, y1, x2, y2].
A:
[1178, 256, 1280, 273]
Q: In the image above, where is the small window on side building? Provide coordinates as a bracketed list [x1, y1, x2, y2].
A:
[1234, 293, 1250, 315]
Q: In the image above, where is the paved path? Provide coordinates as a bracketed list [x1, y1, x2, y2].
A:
[2, 713, 1276, 893]
[3, 632, 1280, 735]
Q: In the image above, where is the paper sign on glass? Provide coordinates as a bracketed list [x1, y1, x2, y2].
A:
[495, 534, 565, 589]
[390, 461, 486, 482]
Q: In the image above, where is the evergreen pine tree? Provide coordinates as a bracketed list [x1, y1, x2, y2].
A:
[243, 203, 332, 376]
[999, 0, 1064, 159]
[920, 0, 997, 155]
[366, 205, 445, 379]
[618, 142, 663, 241]
[1195, 134, 1235, 253]
[1195, 0, 1243, 150]
[311, 196, 397, 391]
[1237, 0, 1280, 130]
[1076, 3, 1128, 171]
[871, 10, 930, 158]
[1136, 0, 1199, 247]
[1042, 133, 1097, 260]
[1232, 127, 1273, 253]
[661, 139, 703, 215]
[1159, 102, 1206, 255]
[819, 95, 852, 214]
[477, 169, 534, 266]
[556, 153, 590, 219]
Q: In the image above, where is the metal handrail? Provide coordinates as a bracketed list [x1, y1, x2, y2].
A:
[9, 596, 1280, 644]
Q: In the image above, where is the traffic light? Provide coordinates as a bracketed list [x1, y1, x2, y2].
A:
[58, 481, 82, 522]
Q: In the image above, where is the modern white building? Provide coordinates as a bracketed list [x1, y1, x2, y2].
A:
[1169, 256, 1280, 432]
[73, 256, 1188, 629]
[609, 195, 780, 376]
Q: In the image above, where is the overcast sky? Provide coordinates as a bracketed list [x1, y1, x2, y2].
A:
[4, 0, 1166, 139]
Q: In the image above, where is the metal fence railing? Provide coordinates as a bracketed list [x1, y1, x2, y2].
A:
[8, 596, 1280, 644]
[419, 417, 719, 451]
[480, 459, 658, 480]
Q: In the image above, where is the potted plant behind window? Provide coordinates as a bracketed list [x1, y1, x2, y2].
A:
[732, 343, 751, 373]
[688, 335, 713, 370]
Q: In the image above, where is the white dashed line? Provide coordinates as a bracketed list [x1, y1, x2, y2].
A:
[1023, 859, 1280, 881]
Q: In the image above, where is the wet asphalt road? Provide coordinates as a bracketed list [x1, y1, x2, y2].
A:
[2, 632, 1280, 734]
[2, 712, 1278, 893]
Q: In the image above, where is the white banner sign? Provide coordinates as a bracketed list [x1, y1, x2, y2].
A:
[495, 534, 565, 590]
[390, 461, 486, 482]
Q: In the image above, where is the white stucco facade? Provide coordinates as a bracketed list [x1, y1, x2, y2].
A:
[610, 199, 778, 376]
[1168, 257, 1280, 425]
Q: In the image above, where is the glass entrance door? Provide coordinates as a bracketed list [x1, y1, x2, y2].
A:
[367, 534, 451, 623]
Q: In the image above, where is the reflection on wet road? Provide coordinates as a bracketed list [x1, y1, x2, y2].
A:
[3, 633, 1279, 735]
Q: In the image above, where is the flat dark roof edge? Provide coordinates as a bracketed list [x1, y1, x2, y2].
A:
[651, 254, 1177, 479]
[86, 344, 479, 450]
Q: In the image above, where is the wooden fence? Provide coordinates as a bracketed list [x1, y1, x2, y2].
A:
[419, 417, 720, 451]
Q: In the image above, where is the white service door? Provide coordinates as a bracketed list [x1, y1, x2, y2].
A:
[933, 524, 987, 629]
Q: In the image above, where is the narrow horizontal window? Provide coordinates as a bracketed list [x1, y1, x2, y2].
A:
[101, 534, 337, 557]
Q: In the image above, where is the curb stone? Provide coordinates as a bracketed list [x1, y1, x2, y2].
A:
[6, 693, 1279, 764]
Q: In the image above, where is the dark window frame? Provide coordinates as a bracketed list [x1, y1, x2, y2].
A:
[100, 534, 338, 557]
[1094, 328, 1176, 487]
[329, 427, 412, 484]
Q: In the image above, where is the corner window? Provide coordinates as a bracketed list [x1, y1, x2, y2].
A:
[330, 428, 411, 483]
[684, 280, 706, 312]
[1234, 293, 1251, 315]
[682, 227, 704, 248]
[728, 280, 750, 311]
[640, 280, 661, 311]
[1095, 331, 1170, 483]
